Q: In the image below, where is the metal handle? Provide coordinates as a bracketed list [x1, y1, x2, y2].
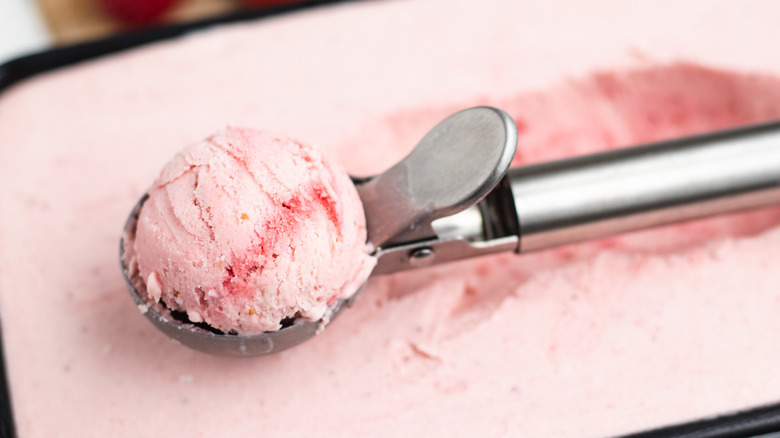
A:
[373, 121, 780, 274]
[507, 122, 780, 252]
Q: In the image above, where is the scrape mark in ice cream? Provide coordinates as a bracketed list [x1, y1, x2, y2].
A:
[391, 340, 442, 379]
[346, 63, 780, 342]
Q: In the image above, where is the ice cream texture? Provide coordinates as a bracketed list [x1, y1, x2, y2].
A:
[2, 0, 780, 437]
[127, 128, 373, 333]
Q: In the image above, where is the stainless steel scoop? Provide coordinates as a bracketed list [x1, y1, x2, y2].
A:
[121, 106, 780, 356]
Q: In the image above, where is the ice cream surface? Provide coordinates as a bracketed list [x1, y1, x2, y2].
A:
[1, 1, 780, 437]
[126, 128, 374, 333]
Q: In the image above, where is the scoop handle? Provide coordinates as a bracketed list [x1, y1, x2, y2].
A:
[373, 120, 780, 274]
[507, 122, 780, 252]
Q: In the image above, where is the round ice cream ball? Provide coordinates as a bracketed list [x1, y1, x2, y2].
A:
[131, 127, 376, 334]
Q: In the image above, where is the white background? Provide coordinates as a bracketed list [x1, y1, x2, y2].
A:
[0, 0, 50, 64]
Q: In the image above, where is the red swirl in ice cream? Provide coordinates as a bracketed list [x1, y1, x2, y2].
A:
[127, 128, 375, 334]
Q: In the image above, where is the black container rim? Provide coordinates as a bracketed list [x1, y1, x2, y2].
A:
[0, 2, 779, 437]
[0, 0, 359, 93]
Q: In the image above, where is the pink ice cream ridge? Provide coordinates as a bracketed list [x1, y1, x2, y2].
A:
[127, 127, 376, 334]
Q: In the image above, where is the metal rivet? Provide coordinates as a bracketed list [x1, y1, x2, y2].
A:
[408, 247, 435, 267]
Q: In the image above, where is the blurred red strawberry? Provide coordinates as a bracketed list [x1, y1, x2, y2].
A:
[97, 0, 180, 26]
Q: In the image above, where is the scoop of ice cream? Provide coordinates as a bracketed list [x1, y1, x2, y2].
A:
[129, 127, 375, 334]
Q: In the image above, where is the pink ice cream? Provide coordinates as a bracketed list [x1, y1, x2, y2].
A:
[126, 128, 374, 333]
[1, 1, 780, 437]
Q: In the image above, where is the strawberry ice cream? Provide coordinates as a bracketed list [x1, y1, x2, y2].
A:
[1, 0, 780, 437]
[124, 128, 374, 334]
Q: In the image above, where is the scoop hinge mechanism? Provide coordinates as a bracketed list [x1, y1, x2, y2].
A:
[354, 106, 521, 276]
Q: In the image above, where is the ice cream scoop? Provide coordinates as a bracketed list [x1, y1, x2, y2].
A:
[121, 106, 780, 356]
